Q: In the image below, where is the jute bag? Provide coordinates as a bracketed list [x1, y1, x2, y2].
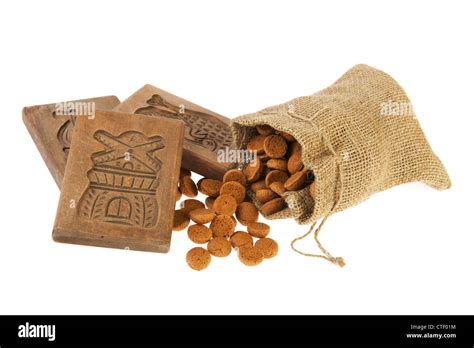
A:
[230, 64, 451, 267]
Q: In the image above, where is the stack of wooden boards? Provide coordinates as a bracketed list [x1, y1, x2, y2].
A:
[23, 85, 234, 253]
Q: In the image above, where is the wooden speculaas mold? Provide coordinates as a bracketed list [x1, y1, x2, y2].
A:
[53, 109, 185, 253]
[115, 85, 234, 179]
[22, 96, 120, 187]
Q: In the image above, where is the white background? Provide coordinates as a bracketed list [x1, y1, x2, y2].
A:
[0, 0, 472, 315]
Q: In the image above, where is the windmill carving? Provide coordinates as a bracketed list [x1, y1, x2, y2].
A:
[135, 94, 233, 153]
[78, 130, 165, 228]
[53, 109, 77, 157]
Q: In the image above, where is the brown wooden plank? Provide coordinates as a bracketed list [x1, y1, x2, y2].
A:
[53, 109, 185, 253]
[114, 85, 234, 179]
[22, 96, 120, 188]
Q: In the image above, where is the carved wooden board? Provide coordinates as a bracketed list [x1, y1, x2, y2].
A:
[22, 96, 120, 188]
[53, 109, 185, 253]
[114, 85, 234, 179]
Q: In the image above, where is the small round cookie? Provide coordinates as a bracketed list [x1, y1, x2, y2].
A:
[173, 209, 190, 231]
[207, 237, 232, 257]
[229, 232, 254, 248]
[284, 170, 307, 191]
[213, 194, 237, 216]
[255, 238, 279, 258]
[187, 224, 213, 244]
[266, 158, 288, 171]
[256, 124, 274, 136]
[265, 170, 290, 187]
[220, 181, 246, 204]
[175, 187, 182, 201]
[180, 168, 191, 178]
[243, 157, 264, 183]
[287, 153, 303, 174]
[235, 202, 259, 226]
[289, 142, 302, 157]
[279, 131, 296, 142]
[255, 189, 278, 204]
[247, 222, 270, 238]
[205, 197, 215, 210]
[179, 175, 198, 197]
[246, 134, 267, 155]
[223, 169, 247, 186]
[210, 214, 235, 237]
[269, 181, 287, 196]
[260, 198, 286, 216]
[186, 247, 211, 271]
[189, 208, 215, 224]
[250, 180, 267, 192]
[180, 199, 206, 214]
[198, 178, 223, 198]
[263, 135, 287, 159]
[196, 177, 205, 189]
[238, 245, 264, 266]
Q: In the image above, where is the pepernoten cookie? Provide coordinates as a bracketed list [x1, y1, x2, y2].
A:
[255, 189, 278, 204]
[246, 134, 266, 154]
[223, 169, 247, 186]
[205, 197, 215, 210]
[289, 142, 302, 157]
[243, 157, 264, 183]
[256, 124, 274, 136]
[181, 199, 205, 214]
[220, 181, 246, 204]
[284, 170, 307, 191]
[173, 209, 190, 231]
[238, 245, 264, 266]
[187, 224, 213, 244]
[189, 208, 215, 224]
[255, 238, 278, 258]
[207, 237, 232, 257]
[250, 179, 266, 192]
[263, 135, 287, 158]
[265, 170, 289, 187]
[186, 247, 212, 271]
[247, 222, 270, 238]
[260, 198, 286, 216]
[235, 202, 259, 226]
[175, 187, 182, 201]
[266, 158, 287, 171]
[180, 168, 191, 177]
[287, 152, 303, 174]
[229, 232, 253, 248]
[213, 194, 237, 216]
[279, 131, 295, 143]
[210, 214, 235, 237]
[198, 178, 222, 197]
[269, 182, 286, 196]
[180, 176, 198, 197]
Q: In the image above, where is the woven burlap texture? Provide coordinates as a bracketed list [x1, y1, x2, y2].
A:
[231, 64, 451, 227]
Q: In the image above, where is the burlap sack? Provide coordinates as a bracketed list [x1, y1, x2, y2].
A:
[230, 64, 451, 266]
